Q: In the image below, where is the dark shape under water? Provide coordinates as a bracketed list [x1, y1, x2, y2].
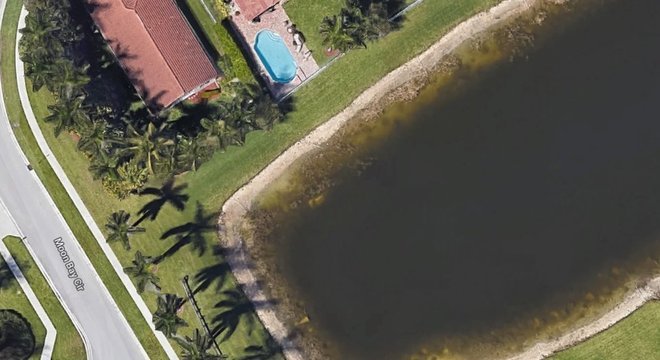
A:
[271, 0, 660, 358]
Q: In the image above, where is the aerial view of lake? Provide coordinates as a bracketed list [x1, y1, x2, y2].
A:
[251, 0, 660, 358]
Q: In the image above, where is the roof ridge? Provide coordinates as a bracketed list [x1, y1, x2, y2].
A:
[135, 0, 216, 93]
[89, 0, 218, 108]
[134, 0, 185, 91]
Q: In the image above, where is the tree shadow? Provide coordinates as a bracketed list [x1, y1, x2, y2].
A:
[157, 202, 217, 261]
[0, 309, 36, 359]
[277, 94, 296, 120]
[0, 256, 31, 290]
[237, 336, 283, 360]
[350, 0, 406, 16]
[0, 262, 14, 290]
[192, 245, 230, 295]
[134, 177, 189, 226]
[209, 288, 276, 341]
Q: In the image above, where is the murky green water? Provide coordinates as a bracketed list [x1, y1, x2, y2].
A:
[254, 0, 660, 359]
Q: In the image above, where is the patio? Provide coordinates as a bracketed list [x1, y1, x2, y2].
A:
[229, 0, 320, 99]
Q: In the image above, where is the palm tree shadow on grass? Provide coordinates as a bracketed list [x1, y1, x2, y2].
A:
[237, 336, 283, 360]
[155, 202, 217, 263]
[210, 289, 278, 342]
[192, 245, 231, 295]
[133, 177, 189, 226]
[209, 289, 253, 341]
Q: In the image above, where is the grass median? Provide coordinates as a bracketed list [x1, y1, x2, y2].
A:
[0, 247, 46, 360]
[0, 0, 168, 358]
[9, 0, 508, 358]
[3, 236, 86, 359]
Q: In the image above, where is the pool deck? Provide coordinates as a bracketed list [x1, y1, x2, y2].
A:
[229, 3, 319, 99]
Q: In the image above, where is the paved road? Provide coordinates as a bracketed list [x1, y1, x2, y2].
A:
[0, 10, 148, 360]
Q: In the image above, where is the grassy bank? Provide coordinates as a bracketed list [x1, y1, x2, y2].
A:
[0, 1, 167, 358]
[3, 236, 86, 359]
[0, 248, 46, 360]
[9, 0, 504, 358]
[552, 301, 660, 360]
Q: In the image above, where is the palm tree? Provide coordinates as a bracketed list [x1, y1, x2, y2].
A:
[125, 122, 174, 175]
[212, 84, 281, 145]
[123, 251, 160, 293]
[231, 83, 283, 131]
[152, 293, 187, 338]
[319, 15, 358, 52]
[135, 177, 189, 225]
[155, 143, 180, 176]
[50, 59, 90, 95]
[77, 120, 117, 158]
[251, 92, 283, 130]
[365, 2, 392, 39]
[175, 329, 224, 360]
[216, 96, 253, 144]
[88, 151, 120, 180]
[45, 90, 88, 136]
[24, 60, 53, 92]
[200, 118, 239, 150]
[339, 6, 371, 47]
[177, 136, 210, 172]
[104, 210, 145, 250]
[19, 10, 62, 60]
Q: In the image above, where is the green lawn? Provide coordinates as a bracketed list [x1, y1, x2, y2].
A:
[284, 0, 417, 64]
[0, 1, 167, 358]
[3, 236, 86, 359]
[552, 301, 660, 359]
[6, 0, 504, 358]
[0, 251, 46, 360]
[284, 0, 345, 64]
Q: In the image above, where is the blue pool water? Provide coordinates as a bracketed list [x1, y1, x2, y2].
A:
[254, 30, 297, 83]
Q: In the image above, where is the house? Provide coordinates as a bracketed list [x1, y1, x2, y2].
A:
[88, 0, 220, 110]
[233, 0, 280, 22]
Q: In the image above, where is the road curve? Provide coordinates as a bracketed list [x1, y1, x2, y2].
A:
[0, 0, 148, 358]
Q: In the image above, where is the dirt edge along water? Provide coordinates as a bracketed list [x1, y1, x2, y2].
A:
[230, 0, 660, 359]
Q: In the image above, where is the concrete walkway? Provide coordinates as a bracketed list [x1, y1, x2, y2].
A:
[14, 7, 178, 360]
[0, 201, 57, 360]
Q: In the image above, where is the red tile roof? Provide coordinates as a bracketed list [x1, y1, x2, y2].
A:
[234, 0, 279, 21]
[89, 0, 219, 109]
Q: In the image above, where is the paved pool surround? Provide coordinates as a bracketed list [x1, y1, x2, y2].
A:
[230, 3, 319, 98]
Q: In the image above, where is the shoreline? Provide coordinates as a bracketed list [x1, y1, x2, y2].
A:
[217, 0, 660, 359]
[507, 278, 660, 360]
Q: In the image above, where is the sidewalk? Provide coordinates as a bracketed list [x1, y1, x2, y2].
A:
[14, 7, 178, 360]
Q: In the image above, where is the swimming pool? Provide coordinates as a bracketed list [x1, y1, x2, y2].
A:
[254, 30, 297, 83]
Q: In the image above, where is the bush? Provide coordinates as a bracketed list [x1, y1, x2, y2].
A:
[0, 310, 36, 360]
[217, 20, 256, 84]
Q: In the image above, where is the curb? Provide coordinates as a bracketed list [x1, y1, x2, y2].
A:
[0, 204, 57, 360]
[13, 6, 177, 360]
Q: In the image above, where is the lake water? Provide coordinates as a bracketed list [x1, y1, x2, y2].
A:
[253, 0, 660, 358]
